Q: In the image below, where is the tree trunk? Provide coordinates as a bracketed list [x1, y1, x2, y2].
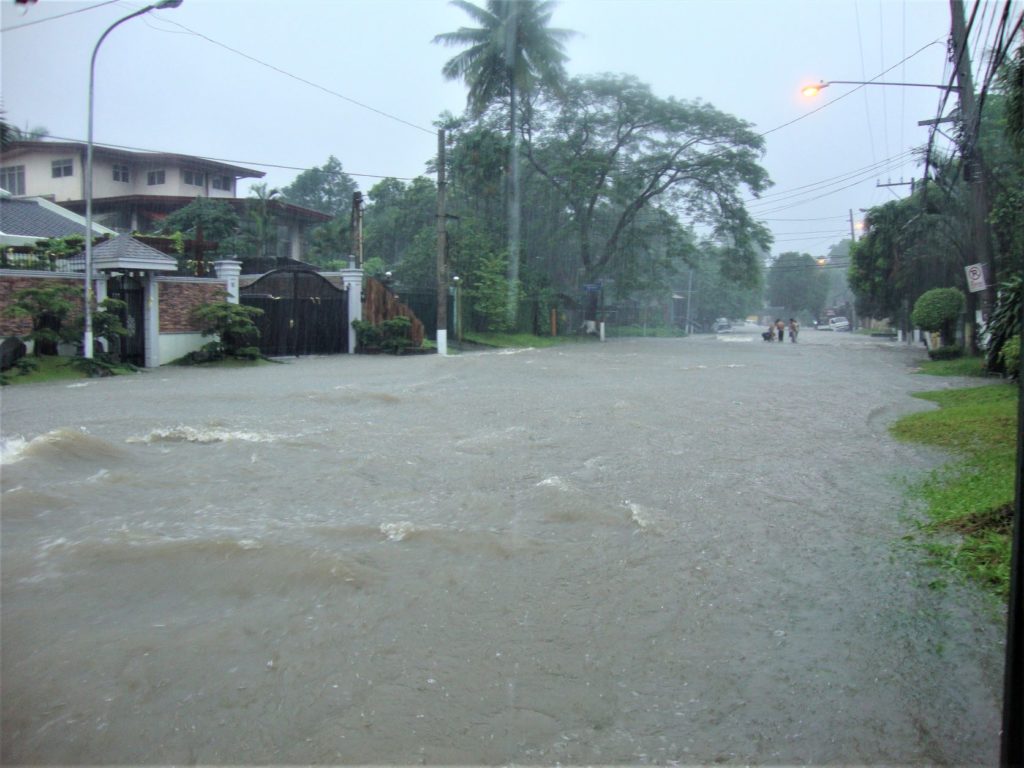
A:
[507, 77, 521, 328]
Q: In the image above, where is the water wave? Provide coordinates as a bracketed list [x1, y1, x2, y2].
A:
[1, 428, 123, 465]
[127, 426, 282, 444]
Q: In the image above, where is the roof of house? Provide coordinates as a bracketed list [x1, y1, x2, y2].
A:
[66, 233, 179, 273]
[2, 140, 265, 180]
[60, 195, 333, 224]
[0, 191, 117, 246]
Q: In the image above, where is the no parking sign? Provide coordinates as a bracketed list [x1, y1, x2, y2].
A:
[965, 263, 988, 293]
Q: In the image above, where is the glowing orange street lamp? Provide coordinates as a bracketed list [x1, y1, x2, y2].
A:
[801, 79, 957, 97]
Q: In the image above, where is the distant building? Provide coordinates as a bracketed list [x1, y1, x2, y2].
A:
[0, 140, 330, 260]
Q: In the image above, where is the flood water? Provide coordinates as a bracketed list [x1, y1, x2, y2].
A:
[0, 333, 1006, 764]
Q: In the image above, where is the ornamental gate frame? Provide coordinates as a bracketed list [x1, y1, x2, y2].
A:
[240, 266, 350, 356]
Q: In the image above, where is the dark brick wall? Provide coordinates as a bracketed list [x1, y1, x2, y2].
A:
[158, 281, 224, 333]
[0, 273, 226, 337]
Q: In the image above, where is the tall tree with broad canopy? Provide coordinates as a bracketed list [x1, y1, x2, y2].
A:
[766, 252, 828, 319]
[522, 74, 772, 286]
[434, 0, 575, 320]
[279, 156, 358, 219]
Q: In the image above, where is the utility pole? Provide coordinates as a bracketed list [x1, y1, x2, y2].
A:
[949, 0, 997, 314]
[350, 191, 364, 268]
[436, 128, 448, 355]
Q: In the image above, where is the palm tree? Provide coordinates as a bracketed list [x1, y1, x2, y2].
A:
[434, 0, 573, 324]
[248, 182, 281, 261]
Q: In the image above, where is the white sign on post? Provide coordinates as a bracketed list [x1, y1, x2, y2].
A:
[965, 263, 987, 293]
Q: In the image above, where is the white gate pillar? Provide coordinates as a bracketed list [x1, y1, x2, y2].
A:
[143, 272, 160, 368]
[340, 266, 363, 354]
[214, 259, 242, 303]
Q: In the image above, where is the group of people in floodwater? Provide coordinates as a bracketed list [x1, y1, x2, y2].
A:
[763, 318, 799, 343]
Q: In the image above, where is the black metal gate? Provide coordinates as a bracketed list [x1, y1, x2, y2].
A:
[107, 275, 145, 365]
[240, 266, 349, 356]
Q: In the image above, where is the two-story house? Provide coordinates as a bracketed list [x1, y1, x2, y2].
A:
[0, 140, 330, 260]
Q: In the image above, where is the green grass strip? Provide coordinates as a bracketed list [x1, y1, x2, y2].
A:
[891, 383, 1018, 598]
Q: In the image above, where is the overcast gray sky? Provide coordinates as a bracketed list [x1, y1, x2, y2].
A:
[1, 0, 1012, 257]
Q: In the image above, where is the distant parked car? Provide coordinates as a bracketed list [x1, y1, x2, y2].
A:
[828, 316, 850, 332]
[713, 318, 732, 333]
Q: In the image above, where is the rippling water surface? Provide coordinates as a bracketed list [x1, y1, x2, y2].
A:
[0, 336, 1005, 764]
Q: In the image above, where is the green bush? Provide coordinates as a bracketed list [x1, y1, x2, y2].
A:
[191, 301, 263, 359]
[3, 284, 80, 355]
[1001, 335, 1020, 379]
[352, 316, 414, 354]
[985, 277, 1022, 375]
[912, 288, 965, 347]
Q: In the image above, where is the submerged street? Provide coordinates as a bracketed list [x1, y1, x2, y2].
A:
[0, 330, 1006, 764]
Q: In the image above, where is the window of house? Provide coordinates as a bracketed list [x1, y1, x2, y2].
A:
[0, 165, 26, 195]
[183, 169, 205, 187]
[211, 174, 231, 192]
[113, 164, 130, 183]
[51, 158, 73, 178]
[147, 169, 166, 186]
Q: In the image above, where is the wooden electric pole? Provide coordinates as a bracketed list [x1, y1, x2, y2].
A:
[436, 128, 448, 353]
[949, 0, 998, 313]
[351, 191, 364, 268]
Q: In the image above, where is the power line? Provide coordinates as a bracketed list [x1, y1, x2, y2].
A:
[132, 5, 437, 136]
[0, 0, 120, 33]
[745, 149, 917, 206]
[45, 134, 421, 182]
[756, 37, 945, 140]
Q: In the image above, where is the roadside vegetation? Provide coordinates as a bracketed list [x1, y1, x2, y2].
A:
[892, 380, 1018, 598]
[916, 355, 989, 378]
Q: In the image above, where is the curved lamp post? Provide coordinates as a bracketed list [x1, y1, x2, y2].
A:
[83, 0, 183, 359]
[800, 79, 957, 97]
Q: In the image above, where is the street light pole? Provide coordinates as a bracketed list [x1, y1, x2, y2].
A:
[83, 0, 183, 359]
[801, 79, 958, 97]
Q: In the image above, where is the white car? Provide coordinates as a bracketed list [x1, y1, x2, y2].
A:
[828, 316, 851, 332]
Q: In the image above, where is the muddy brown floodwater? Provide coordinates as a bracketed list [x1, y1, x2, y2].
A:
[0, 331, 1006, 764]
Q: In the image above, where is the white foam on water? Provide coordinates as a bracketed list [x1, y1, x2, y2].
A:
[380, 521, 417, 541]
[626, 501, 657, 532]
[127, 426, 281, 444]
[66, 382, 92, 388]
[537, 476, 570, 490]
[0, 435, 28, 465]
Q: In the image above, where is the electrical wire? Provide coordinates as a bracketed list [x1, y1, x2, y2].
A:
[0, 0, 120, 33]
[854, 0, 878, 161]
[44, 134, 421, 181]
[126, 3, 437, 136]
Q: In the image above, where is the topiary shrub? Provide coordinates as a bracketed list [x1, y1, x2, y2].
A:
[912, 288, 965, 347]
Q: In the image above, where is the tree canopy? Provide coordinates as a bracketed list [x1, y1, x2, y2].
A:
[279, 156, 358, 218]
[766, 252, 828, 319]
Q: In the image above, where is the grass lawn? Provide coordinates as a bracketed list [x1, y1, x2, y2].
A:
[1, 355, 93, 385]
[2, 354, 270, 386]
[892, 381, 1019, 598]
[916, 354, 990, 378]
[460, 331, 595, 349]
